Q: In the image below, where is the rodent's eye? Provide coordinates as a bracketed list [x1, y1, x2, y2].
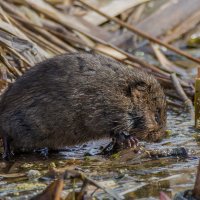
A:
[135, 81, 149, 91]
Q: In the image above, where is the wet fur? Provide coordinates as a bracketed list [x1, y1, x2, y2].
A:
[0, 53, 166, 152]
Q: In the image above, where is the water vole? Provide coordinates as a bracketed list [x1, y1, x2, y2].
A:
[0, 53, 166, 159]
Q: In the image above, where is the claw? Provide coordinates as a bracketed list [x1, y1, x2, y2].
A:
[101, 132, 140, 155]
[129, 137, 139, 147]
[114, 131, 139, 150]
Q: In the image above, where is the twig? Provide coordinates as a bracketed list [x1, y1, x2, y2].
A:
[64, 170, 124, 200]
[151, 43, 186, 76]
[5, 0, 167, 78]
[77, 0, 200, 65]
[167, 99, 183, 108]
[11, 0, 192, 94]
[7, 47, 31, 67]
[0, 52, 22, 77]
[31, 179, 64, 200]
[0, 0, 194, 105]
[0, 6, 12, 24]
[193, 160, 200, 199]
[171, 73, 194, 117]
[9, 14, 76, 53]
[195, 68, 200, 129]
[10, 18, 64, 55]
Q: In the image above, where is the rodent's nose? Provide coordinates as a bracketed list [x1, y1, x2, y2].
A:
[148, 129, 166, 142]
[146, 118, 158, 132]
[143, 109, 161, 130]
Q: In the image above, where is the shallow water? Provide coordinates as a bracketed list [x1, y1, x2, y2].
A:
[0, 110, 200, 200]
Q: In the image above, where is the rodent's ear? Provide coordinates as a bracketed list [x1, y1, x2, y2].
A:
[135, 81, 149, 91]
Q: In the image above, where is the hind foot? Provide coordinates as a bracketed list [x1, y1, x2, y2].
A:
[2, 136, 13, 161]
[2, 151, 14, 161]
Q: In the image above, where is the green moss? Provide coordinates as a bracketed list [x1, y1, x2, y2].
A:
[110, 153, 120, 160]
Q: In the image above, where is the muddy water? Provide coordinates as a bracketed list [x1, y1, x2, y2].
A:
[0, 110, 199, 200]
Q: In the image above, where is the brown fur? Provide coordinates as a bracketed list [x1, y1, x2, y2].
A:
[0, 53, 166, 152]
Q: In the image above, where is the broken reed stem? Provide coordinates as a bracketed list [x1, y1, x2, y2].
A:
[4, 0, 166, 77]
[81, 177, 123, 200]
[64, 170, 123, 200]
[9, 14, 75, 53]
[0, 52, 22, 77]
[77, 0, 200, 65]
[0, 0, 194, 105]
[31, 179, 64, 200]
[193, 160, 200, 199]
[167, 99, 183, 108]
[195, 68, 200, 129]
[171, 73, 194, 117]
[4, 0, 192, 94]
[7, 47, 31, 67]
[11, 6, 171, 80]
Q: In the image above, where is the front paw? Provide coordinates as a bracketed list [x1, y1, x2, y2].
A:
[112, 131, 139, 151]
[101, 131, 139, 155]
